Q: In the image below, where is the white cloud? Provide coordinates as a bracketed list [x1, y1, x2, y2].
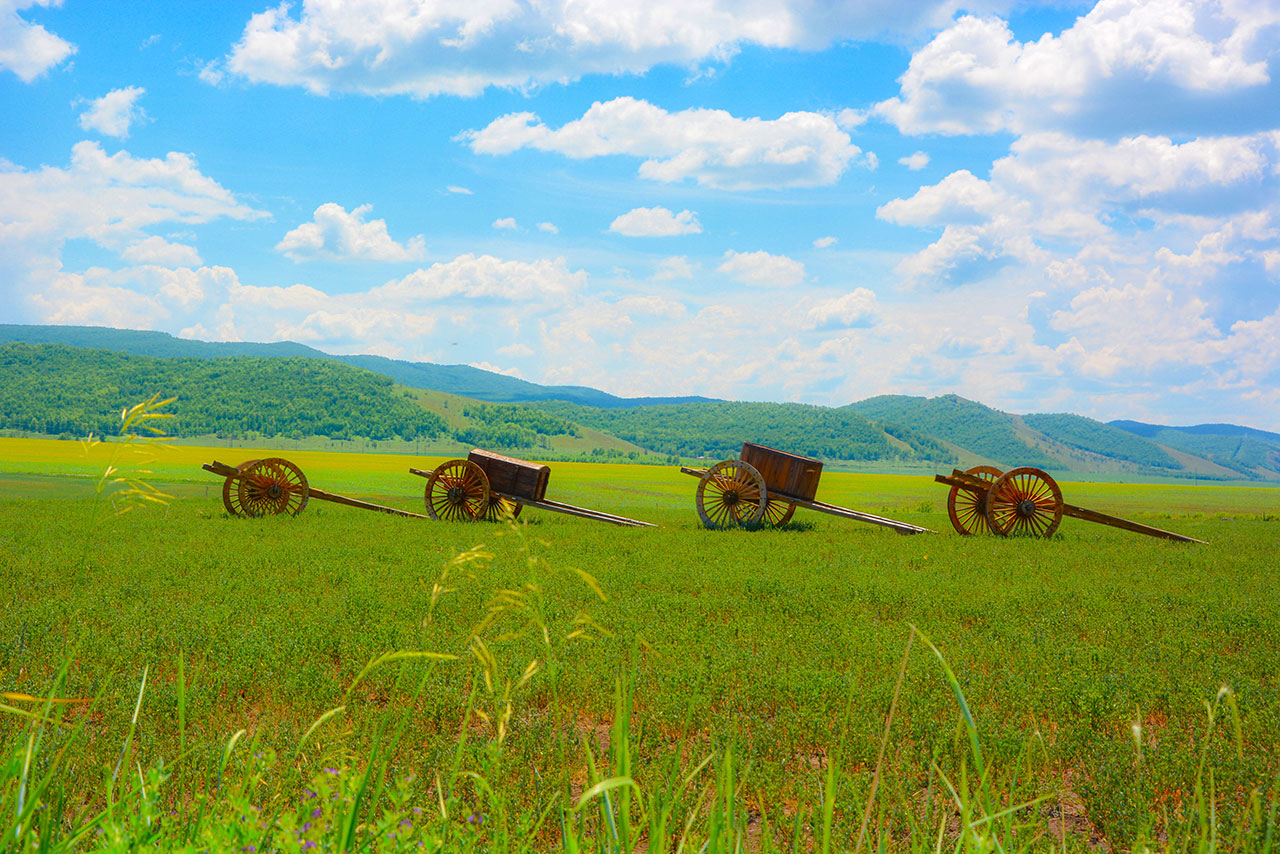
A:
[0, 141, 265, 320]
[463, 97, 868, 190]
[813, 236, 837, 248]
[718, 250, 805, 287]
[609, 206, 701, 237]
[492, 217, 518, 230]
[446, 185, 473, 195]
[0, 0, 75, 82]
[807, 288, 879, 329]
[653, 256, 694, 280]
[276, 203, 425, 262]
[120, 236, 202, 267]
[876, 0, 1280, 137]
[373, 254, 585, 302]
[536, 221, 558, 234]
[497, 342, 534, 358]
[470, 361, 524, 378]
[215, 0, 1010, 100]
[899, 151, 929, 170]
[78, 87, 147, 138]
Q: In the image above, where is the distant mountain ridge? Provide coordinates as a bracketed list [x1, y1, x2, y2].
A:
[2, 324, 1276, 480]
[0, 324, 716, 408]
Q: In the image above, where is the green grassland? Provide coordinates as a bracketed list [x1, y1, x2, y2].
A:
[2, 438, 1279, 851]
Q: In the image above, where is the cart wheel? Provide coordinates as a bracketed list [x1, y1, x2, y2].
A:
[946, 465, 1003, 535]
[483, 496, 523, 522]
[696, 459, 768, 529]
[228, 458, 310, 517]
[762, 499, 796, 527]
[985, 467, 1063, 538]
[424, 459, 490, 521]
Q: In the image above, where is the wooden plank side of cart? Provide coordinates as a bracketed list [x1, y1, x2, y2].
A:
[681, 466, 934, 535]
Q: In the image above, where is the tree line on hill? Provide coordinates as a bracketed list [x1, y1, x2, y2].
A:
[530, 400, 957, 463]
[0, 343, 446, 441]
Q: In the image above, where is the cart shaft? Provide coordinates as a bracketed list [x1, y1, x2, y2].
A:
[507, 495, 656, 527]
[208, 461, 428, 519]
[1061, 503, 1206, 543]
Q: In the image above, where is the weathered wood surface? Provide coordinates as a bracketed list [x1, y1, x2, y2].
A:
[467, 448, 550, 501]
[739, 442, 823, 502]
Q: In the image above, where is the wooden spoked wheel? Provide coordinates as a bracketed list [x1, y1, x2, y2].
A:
[985, 467, 1064, 538]
[424, 459, 490, 521]
[483, 496, 523, 522]
[225, 458, 310, 517]
[946, 465, 1003, 535]
[762, 499, 796, 527]
[696, 459, 767, 529]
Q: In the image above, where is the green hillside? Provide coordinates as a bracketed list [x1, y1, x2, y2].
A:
[0, 343, 447, 441]
[1022, 413, 1181, 470]
[0, 325, 715, 408]
[530, 400, 956, 463]
[846, 394, 1056, 468]
[1110, 421, 1280, 478]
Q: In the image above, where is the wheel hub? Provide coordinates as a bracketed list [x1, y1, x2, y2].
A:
[723, 490, 739, 505]
[268, 482, 283, 499]
[447, 485, 466, 504]
[1016, 498, 1037, 517]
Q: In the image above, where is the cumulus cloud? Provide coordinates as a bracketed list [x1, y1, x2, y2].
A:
[609, 206, 701, 237]
[813, 236, 838, 248]
[213, 0, 1007, 99]
[899, 151, 929, 170]
[0, 140, 265, 319]
[876, 0, 1280, 137]
[0, 0, 75, 81]
[463, 97, 868, 190]
[807, 288, 879, 329]
[536, 221, 558, 234]
[373, 254, 585, 302]
[718, 250, 805, 287]
[492, 217, 518, 230]
[120, 235, 202, 267]
[653, 256, 694, 280]
[78, 87, 148, 138]
[276, 203, 425, 262]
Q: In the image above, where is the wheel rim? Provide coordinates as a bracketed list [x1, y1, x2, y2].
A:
[696, 460, 767, 529]
[482, 496, 523, 522]
[230, 458, 309, 517]
[947, 465, 1003, 535]
[424, 459, 490, 521]
[762, 499, 796, 527]
[985, 467, 1063, 538]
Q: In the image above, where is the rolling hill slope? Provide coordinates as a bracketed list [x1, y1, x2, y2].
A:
[1111, 420, 1280, 479]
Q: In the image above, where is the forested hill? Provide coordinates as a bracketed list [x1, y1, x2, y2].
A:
[530, 400, 956, 463]
[846, 394, 1057, 468]
[0, 324, 715, 408]
[1110, 420, 1280, 479]
[0, 343, 447, 440]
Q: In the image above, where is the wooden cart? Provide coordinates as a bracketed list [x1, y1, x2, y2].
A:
[203, 458, 429, 519]
[410, 449, 655, 528]
[679, 442, 933, 534]
[935, 465, 1206, 542]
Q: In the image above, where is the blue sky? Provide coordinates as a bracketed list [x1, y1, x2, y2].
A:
[2, 0, 1278, 428]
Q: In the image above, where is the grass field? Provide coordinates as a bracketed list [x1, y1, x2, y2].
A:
[2, 436, 1279, 851]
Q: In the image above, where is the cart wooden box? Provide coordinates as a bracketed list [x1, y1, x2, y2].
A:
[468, 449, 550, 502]
[740, 442, 823, 503]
